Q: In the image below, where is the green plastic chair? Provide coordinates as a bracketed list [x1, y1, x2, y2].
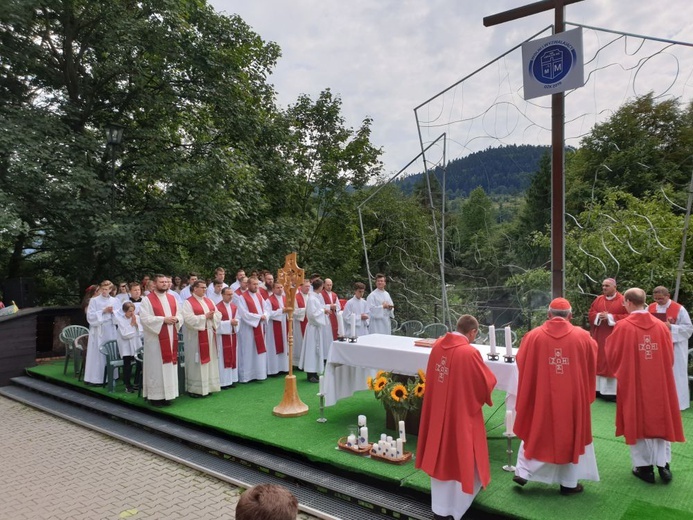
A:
[135, 346, 144, 397]
[59, 325, 89, 376]
[74, 334, 89, 381]
[99, 340, 123, 393]
[394, 320, 423, 337]
[418, 323, 448, 339]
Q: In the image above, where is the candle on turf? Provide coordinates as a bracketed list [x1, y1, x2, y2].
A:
[488, 325, 497, 356]
[398, 420, 406, 442]
[380, 433, 387, 442]
[347, 434, 356, 447]
[505, 326, 513, 357]
[351, 313, 356, 338]
[505, 410, 515, 435]
[396, 438, 403, 457]
[319, 375, 325, 395]
[386, 435, 393, 444]
[388, 446, 397, 459]
[358, 415, 367, 427]
[359, 426, 369, 448]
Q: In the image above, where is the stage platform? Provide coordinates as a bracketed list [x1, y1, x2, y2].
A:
[6, 361, 693, 520]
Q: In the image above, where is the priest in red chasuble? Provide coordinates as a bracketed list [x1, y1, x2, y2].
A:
[588, 278, 628, 400]
[605, 288, 685, 484]
[416, 315, 496, 520]
[513, 298, 599, 495]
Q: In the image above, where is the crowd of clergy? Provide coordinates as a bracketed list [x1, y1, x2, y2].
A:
[416, 279, 689, 520]
[80, 267, 689, 520]
[81, 267, 395, 406]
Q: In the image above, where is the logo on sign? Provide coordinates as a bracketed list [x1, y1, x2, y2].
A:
[529, 41, 577, 86]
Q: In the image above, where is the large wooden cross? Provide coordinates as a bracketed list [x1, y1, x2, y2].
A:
[484, 0, 585, 298]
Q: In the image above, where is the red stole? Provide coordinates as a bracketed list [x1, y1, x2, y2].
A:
[322, 290, 339, 340]
[146, 292, 178, 365]
[295, 292, 308, 335]
[269, 294, 286, 354]
[216, 301, 237, 368]
[259, 287, 270, 300]
[242, 291, 267, 354]
[648, 300, 682, 324]
[187, 296, 215, 364]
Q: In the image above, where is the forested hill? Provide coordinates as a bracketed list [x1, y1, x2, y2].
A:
[395, 144, 550, 198]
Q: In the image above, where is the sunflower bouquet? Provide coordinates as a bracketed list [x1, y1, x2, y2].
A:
[367, 369, 426, 419]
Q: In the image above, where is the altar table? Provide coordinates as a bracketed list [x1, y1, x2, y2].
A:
[323, 334, 518, 412]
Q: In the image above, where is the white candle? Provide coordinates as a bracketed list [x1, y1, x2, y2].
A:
[319, 375, 325, 395]
[359, 426, 369, 448]
[380, 433, 387, 442]
[388, 447, 397, 459]
[398, 421, 406, 442]
[358, 415, 367, 427]
[347, 434, 356, 447]
[505, 326, 513, 357]
[505, 410, 515, 435]
[386, 435, 393, 444]
[488, 325, 497, 355]
[396, 438, 403, 457]
[337, 311, 345, 337]
[351, 313, 356, 338]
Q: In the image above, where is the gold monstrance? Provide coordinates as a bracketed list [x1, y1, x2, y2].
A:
[273, 252, 309, 417]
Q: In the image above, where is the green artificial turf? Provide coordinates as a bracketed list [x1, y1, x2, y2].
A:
[26, 361, 693, 520]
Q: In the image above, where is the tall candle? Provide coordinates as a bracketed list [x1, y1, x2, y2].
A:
[337, 311, 345, 337]
[396, 438, 404, 457]
[358, 415, 367, 427]
[505, 410, 515, 435]
[351, 313, 356, 338]
[505, 326, 513, 357]
[359, 426, 369, 448]
[398, 420, 406, 442]
[318, 375, 325, 395]
[488, 325, 496, 355]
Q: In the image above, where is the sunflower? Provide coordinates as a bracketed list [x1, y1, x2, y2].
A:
[390, 383, 408, 402]
[375, 370, 386, 380]
[367, 376, 373, 390]
[417, 369, 426, 383]
[373, 376, 388, 392]
[414, 383, 425, 398]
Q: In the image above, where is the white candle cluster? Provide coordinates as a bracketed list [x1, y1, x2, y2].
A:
[370, 435, 407, 460]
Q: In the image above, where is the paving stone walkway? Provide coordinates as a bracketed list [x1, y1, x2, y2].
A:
[0, 396, 322, 520]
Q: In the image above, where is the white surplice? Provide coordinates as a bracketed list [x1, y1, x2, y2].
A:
[84, 294, 119, 384]
[236, 291, 269, 382]
[320, 291, 341, 360]
[653, 301, 693, 410]
[342, 296, 370, 337]
[299, 292, 328, 374]
[265, 295, 290, 375]
[140, 293, 183, 401]
[182, 296, 222, 396]
[366, 288, 394, 335]
[292, 294, 308, 367]
[216, 301, 239, 387]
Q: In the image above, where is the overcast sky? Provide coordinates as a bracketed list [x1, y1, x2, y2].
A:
[208, 1, 693, 176]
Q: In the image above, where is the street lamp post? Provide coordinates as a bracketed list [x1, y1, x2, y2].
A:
[105, 123, 124, 210]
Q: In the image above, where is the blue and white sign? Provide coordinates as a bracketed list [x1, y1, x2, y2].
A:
[522, 27, 584, 100]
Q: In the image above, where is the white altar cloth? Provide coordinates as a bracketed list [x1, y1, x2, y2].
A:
[323, 333, 518, 411]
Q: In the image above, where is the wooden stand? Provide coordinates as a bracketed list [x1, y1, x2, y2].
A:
[273, 253, 309, 418]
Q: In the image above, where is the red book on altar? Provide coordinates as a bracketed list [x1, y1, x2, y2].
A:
[414, 338, 436, 348]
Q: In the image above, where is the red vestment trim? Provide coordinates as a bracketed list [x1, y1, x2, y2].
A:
[648, 300, 682, 324]
[321, 291, 339, 341]
[188, 296, 215, 364]
[269, 294, 285, 354]
[296, 292, 308, 335]
[242, 291, 267, 354]
[146, 292, 178, 365]
[216, 301, 237, 368]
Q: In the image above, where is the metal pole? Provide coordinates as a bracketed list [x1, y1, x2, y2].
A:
[674, 168, 693, 301]
[551, 4, 566, 298]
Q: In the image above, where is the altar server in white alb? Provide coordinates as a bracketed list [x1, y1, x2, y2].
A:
[342, 282, 370, 337]
[182, 280, 222, 397]
[265, 281, 290, 375]
[84, 280, 119, 385]
[649, 286, 693, 410]
[114, 301, 142, 393]
[140, 274, 183, 406]
[366, 273, 394, 335]
[216, 287, 239, 388]
[300, 278, 330, 383]
[320, 278, 341, 360]
[236, 276, 269, 383]
[292, 279, 311, 367]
